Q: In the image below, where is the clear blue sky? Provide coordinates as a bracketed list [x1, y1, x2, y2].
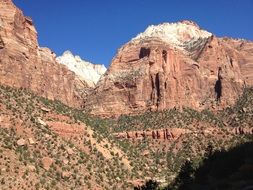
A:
[13, 0, 253, 67]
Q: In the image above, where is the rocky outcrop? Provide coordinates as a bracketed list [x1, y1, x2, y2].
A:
[86, 21, 253, 117]
[46, 121, 85, 139]
[0, 0, 87, 107]
[220, 38, 253, 87]
[114, 128, 190, 141]
[114, 127, 253, 141]
[232, 127, 253, 135]
[56, 51, 107, 87]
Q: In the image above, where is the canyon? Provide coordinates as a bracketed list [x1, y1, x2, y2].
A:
[1, 0, 253, 189]
[1, 0, 253, 118]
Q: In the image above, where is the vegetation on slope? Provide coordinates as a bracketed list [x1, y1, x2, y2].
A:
[165, 140, 253, 190]
[136, 88, 253, 190]
[0, 85, 252, 190]
[0, 85, 132, 190]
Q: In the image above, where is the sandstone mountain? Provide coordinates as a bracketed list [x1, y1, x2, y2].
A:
[1, 1, 253, 189]
[0, 0, 88, 108]
[86, 21, 253, 117]
[56, 51, 106, 87]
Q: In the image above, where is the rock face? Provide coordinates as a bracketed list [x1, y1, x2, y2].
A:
[114, 128, 190, 141]
[114, 127, 253, 142]
[86, 21, 253, 117]
[56, 51, 107, 87]
[232, 127, 253, 135]
[0, 0, 87, 107]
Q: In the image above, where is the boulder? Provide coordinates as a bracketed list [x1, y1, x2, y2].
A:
[66, 148, 74, 155]
[61, 171, 71, 179]
[28, 138, 35, 145]
[37, 118, 47, 126]
[63, 159, 69, 165]
[17, 138, 26, 146]
[41, 107, 51, 112]
[41, 157, 54, 171]
[27, 165, 36, 172]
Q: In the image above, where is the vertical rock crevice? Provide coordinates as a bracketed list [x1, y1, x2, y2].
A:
[155, 73, 161, 104]
[215, 67, 223, 102]
[0, 36, 4, 49]
[230, 57, 233, 68]
[162, 50, 167, 63]
[149, 48, 167, 110]
[151, 72, 166, 108]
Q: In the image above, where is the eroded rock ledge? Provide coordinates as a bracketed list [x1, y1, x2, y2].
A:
[114, 127, 253, 141]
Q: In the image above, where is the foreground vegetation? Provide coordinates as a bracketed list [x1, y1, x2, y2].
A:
[0, 85, 252, 189]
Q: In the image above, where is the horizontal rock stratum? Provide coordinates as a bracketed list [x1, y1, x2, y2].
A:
[0, 0, 88, 107]
[86, 20, 253, 117]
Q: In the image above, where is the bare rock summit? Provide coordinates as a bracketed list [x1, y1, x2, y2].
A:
[56, 51, 106, 87]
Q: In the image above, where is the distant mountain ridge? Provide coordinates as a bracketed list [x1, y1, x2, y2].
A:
[56, 51, 106, 87]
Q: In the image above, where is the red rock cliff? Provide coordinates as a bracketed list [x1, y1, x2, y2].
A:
[86, 21, 253, 117]
[0, 0, 87, 107]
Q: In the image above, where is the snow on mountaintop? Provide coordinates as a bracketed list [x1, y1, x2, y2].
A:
[132, 20, 212, 51]
[56, 51, 106, 87]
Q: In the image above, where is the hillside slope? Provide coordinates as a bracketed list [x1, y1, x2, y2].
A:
[1, 85, 253, 189]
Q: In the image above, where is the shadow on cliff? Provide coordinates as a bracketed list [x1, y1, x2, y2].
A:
[215, 79, 222, 102]
[166, 141, 253, 190]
